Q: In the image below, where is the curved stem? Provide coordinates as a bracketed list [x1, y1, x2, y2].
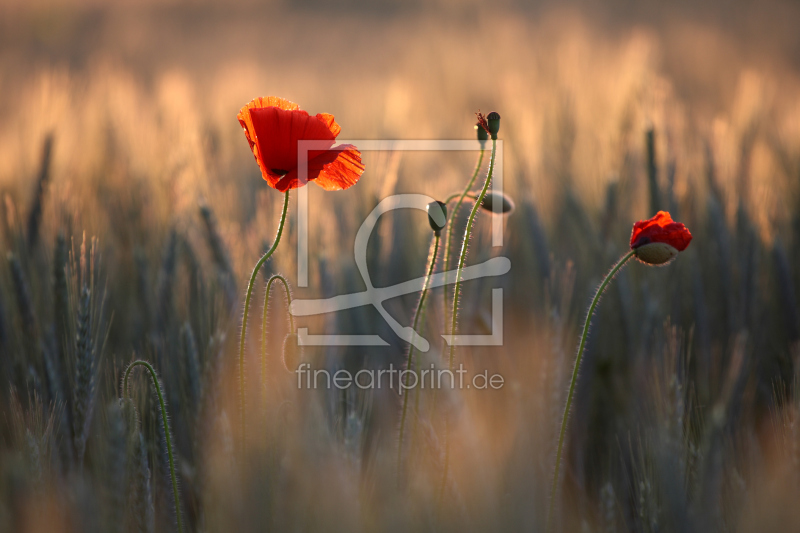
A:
[442, 149, 485, 356]
[123, 360, 184, 533]
[438, 139, 496, 505]
[545, 249, 635, 532]
[239, 190, 290, 450]
[397, 233, 440, 483]
[444, 191, 479, 205]
[430, 152, 485, 419]
[261, 274, 295, 388]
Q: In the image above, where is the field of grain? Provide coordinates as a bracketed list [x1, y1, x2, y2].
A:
[1, 1, 800, 531]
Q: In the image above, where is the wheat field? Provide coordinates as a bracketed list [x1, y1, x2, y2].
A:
[1, 1, 800, 531]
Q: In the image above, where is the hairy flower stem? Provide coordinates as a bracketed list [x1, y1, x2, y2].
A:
[123, 360, 183, 533]
[397, 233, 440, 483]
[442, 148, 484, 353]
[239, 190, 290, 451]
[261, 274, 294, 387]
[438, 139, 496, 505]
[546, 249, 635, 532]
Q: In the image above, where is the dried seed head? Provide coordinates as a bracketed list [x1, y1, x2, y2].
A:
[479, 192, 515, 215]
[282, 332, 303, 372]
[426, 201, 448, 235]
[633, 242, 679, 265]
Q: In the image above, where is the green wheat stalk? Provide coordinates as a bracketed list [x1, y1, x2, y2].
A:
[122, 360, 184, 533]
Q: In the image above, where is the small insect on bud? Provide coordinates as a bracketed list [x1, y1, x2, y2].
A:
[487, 111, 501, 139]
[282, 332, 303, 372]
[479, 191, 515, 215]
[427, 200, 448, 235]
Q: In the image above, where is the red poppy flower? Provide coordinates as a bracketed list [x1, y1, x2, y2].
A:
[630, 211, 692, 265]
[238, 96, 364, 192]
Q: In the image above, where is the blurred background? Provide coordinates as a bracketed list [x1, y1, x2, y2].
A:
[1, 0, 800, 531]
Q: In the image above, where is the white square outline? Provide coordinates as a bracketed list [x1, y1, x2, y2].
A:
[297, 139, 504, 287]
[293, 139, 505, 348]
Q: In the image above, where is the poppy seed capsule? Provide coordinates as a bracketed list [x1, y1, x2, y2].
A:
[427, 201, 447, 234]
[479, 192, 515, 215]
[282, 332, 303, 372]
[487, 112, 501, 138]
[634, 242, 679, 265]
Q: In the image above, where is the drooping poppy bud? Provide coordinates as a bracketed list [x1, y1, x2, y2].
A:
[427, 200, 448, 235]
[630, 211, 692, 265]
[479, 191, 515, 215]
[282, 332, 303, 372]
[475, 122, 489, 147]
[487, 111, 501, 139]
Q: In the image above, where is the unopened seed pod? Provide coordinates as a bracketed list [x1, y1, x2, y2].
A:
[479, 192, 515, 215]
[487, 112, 501, 138]
[475, 122, 489, 146]
[427, 201, 447, 235]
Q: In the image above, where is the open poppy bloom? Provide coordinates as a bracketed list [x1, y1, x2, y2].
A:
[238, 96, 364, 192]
[630, 211, 692, 265]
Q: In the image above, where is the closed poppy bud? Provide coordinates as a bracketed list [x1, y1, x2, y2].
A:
[487, 111, 501, 139]
[630, 211, 692, 265]
[427, 201, 447, 235]
[282, 332, 303, 372]
[479, 191, 515, 215]
[475, 122, 489, 146]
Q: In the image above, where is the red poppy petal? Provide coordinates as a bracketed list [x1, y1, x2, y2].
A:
[315, 113, 341, 138]
[237, 97, 300, 151]
[272, 172, 299, 192]
[272, 145, 364, 192]
[630, 211, 692, 251]
[250, 107, 336, 173]
[311, 145, 364, 191]
[259, 168, 286, 190]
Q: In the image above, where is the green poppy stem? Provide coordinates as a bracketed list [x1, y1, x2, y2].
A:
[438, 138, 497, 505]
[397, 232, 440, 483]
[239, 190, 290, 451]
[442, 148, 485, 360]
[261, 274, 294, 388]
[546, 249, 635, 532]
[122, 360, 184, 533]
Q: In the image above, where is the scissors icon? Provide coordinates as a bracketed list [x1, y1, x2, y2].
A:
[289, 194, 511, 351]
